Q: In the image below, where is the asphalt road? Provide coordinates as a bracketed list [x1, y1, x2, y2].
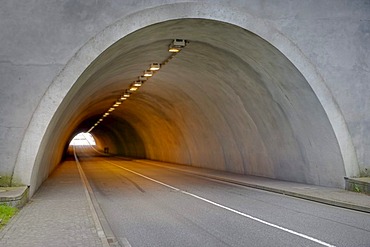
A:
[76, 151, 370, 247]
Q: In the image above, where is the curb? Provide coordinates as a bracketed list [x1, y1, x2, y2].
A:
[0, 186, 29, 208]
[345, 177, 370, 195]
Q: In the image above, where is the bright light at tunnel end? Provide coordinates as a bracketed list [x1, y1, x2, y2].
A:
[70, 132, 96, 146]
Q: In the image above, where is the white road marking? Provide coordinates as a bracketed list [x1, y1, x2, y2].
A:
[120, 237, 133, 247]
[74, 147, 111, 247]
[106, 160, 336, 247]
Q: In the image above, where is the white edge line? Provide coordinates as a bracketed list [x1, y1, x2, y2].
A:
[106, 160, 336, 247]
[120, 237, 133, 247]
[74, 147, 111, 247]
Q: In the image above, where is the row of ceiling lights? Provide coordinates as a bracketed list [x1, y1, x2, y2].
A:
[87, 39, 187, 133]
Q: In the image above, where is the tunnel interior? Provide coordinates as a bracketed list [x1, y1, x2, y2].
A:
[34, 18, 346, 191]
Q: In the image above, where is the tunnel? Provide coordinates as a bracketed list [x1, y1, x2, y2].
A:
[18, 18, 348, 195]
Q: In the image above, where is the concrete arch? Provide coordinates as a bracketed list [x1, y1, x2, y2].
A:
[12, 2, 359, 195]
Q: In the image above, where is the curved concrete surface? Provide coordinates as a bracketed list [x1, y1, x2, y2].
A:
[27, 18, 346, 193]
[6, 2, 367, 195]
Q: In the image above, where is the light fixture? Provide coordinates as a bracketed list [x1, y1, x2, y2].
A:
[168, 39, 186, 52]
[113, 101, 121, 107]
[138, 76, 147, 81]
[129, 86, 138, 92]
[108, 107, 115, 112]
[143, 70, 153, 77]
[133, 81, 142, 87]
[99, 119, 103, 122]
[120, 96, 127, 100]
[123, 91, 131, 98]
[149, 63, 160, 71]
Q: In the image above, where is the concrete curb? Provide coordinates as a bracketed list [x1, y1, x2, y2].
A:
[0, 186, 29, 208]
[345, 177, 370, 195]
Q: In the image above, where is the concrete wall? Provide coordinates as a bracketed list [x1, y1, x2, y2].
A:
[0, 1, 368, 194]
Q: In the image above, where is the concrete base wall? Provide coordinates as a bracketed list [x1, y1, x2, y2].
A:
[345, 178, 370, 195]
[0, 187, 29, 209]
[0, 1, 368, 194]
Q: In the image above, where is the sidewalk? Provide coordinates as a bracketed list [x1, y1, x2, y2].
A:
[0, 161, 103, 247]
[135, 159, 370, 213]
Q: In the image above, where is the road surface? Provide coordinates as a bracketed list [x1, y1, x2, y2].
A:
[75, 148, 370, 247]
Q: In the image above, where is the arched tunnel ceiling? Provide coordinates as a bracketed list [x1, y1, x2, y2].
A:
[41, 18, 346, 188]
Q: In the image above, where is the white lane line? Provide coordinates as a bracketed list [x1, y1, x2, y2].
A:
[105, 160, 180, 191]
[120, 237, 132, 247]
[106, 160, 336, 247]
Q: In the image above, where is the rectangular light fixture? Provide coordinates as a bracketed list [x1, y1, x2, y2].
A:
[123, 91, 131, 98]
[168, 46, 180, 53]
[133, 81, 142, 87]
[143, 70, 153, 77]
[169, 39, 186, 52]
[149, 63, 160, 71]
[113, 101, 121, 107]
[138, 76, 147, 81]
[129, 86, 138, 92]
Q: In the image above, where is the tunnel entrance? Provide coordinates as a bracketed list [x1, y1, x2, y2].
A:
[70, 133, 96, 146]
[13, 14, 356, 196]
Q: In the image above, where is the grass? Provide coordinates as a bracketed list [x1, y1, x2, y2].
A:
[354, 184, 362, 193]
[0, 204, 18, 229]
